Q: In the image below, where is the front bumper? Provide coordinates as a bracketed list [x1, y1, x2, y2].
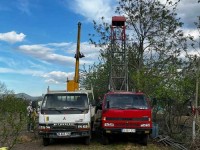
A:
[38, 130, 90, 138]
[102, 128, 152, 135]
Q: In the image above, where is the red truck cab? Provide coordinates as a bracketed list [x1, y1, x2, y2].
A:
[101, 91, 152, 145]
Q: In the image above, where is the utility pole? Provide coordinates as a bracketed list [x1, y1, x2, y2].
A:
[193, 16, 200, 142]
[193, 57, 199, 142]
[198, 16, 200, 51]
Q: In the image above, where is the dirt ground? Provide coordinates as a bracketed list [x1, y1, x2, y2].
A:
[12, 132, 170, 150]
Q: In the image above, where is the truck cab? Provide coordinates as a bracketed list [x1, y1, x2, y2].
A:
[38, 91, 94, 146]
[100, 91, 152, 145]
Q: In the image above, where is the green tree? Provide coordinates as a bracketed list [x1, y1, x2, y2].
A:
[84, 0, 193, 99]
[0, 82, 27, 149]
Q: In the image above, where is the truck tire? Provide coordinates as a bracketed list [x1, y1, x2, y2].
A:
[43, 138, 50, 146]
[84, 137, 90, 145]
[101, 135, 109, 145]
[141, 134, 148, 146]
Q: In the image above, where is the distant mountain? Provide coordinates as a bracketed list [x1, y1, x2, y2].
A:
[15, 93, 43, 101]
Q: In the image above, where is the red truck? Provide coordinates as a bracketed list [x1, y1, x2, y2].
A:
[100, 91, 152, 145]
[92, 16, 152, 145]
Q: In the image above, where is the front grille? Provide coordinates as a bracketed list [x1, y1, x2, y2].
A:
[51, 125, 76, 131]
[115, 123, 140, 128]
[106, 117, 148, 121]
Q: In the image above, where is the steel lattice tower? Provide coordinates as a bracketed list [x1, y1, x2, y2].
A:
[109, 16, 128, 91]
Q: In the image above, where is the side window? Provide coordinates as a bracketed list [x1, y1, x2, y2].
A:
[42, 96, 47, 108]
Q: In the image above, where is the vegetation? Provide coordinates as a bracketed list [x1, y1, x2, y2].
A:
[1, 0, 200, 149]
[0, 82, 28, 149]
[81, 0, 200, 148]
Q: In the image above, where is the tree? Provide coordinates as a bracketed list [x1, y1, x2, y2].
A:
[81, 62, 109, 100]
[85, 0, 193, 99]
[0, 82, 27, 149]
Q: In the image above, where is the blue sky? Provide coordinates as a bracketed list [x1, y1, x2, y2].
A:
[0, 0, 199, 96]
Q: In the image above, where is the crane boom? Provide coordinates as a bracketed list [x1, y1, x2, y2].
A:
[74, 22, 81, 83]
[67, 22, 84, 91]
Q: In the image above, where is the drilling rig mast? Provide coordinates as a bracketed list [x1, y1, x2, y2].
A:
[109, 16, 128, 91]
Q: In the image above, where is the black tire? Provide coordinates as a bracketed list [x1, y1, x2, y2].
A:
[101, 134, 109, 145]
[84, 137, 90, 145]
[43, 138, 50, 146]
[141, 134, 148, 146]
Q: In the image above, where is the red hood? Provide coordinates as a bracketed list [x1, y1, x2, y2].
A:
[103, 109, 152, 119]
[102, 109, 152, 129]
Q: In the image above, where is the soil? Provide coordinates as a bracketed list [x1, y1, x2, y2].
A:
[12, 132, 169, 150]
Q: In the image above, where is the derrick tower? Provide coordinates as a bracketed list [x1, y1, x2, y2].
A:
[109, 16, 128, 91]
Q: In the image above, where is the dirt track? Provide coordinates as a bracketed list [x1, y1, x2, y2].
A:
[12, 132, 169, 150]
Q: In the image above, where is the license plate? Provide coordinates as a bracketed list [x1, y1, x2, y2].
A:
[57, 132, 71, 136]
[122, 129, 136, 133]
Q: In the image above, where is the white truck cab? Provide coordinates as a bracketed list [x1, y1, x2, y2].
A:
[38, 90, 95, 146]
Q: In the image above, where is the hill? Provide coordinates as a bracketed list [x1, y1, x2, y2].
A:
[15, 93, 43, 101]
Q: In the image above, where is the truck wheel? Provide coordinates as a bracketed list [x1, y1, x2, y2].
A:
[43, 138, 50, 146]
[84, 137, 90, 145]
[101, 135, 109, 145]
[141, 134, 148, 146]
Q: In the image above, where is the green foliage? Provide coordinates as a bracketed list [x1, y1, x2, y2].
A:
[0, 93, 28, 149]
[0, 95, 27, 113]
[81, 63, 109, 99]
[85, 0, 193, 96]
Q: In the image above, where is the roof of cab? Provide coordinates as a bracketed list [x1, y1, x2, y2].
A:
[105, 91, 145, 95]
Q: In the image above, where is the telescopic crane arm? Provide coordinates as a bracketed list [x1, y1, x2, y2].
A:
[67, 22, 84, 91]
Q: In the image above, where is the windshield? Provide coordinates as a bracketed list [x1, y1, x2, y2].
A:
[41, 93, 89, 110]
[106, 94, 148, 109]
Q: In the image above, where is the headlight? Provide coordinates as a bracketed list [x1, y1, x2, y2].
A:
[38, 125, 51, 131]
[38, 125, 45, 130]
[140, 123, 150, 127]
[77, 123, 90, 129]
[104, 123, 114, 127]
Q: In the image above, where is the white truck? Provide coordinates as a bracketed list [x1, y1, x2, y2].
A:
[38, 89, 95, 146]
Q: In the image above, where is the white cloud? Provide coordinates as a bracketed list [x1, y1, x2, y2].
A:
[45, 78, 60, 84]
[27, 60, 47, 70]
[67, 0, 116, 22]
[0, 67, 73, 85]
[18, 42, 100, 66]
[0, 31, 26, 43]
[187, 50, 200, 56]
[184, 29, 199, 40]
[176, 0, 200, 28]
[16, 0, 31, 14]
[45, 42, 72, 47]
[0, 68, 15, 73]
[66, 41, 101, 59]
[0, 57, 19, 67]
[18, 44, 75, 65]
[0, 67, 43, 76]
[42, 71, 74, 84]
[160, 0, 200, 29]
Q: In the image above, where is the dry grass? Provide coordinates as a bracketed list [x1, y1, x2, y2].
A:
[12, 133, 171, 150]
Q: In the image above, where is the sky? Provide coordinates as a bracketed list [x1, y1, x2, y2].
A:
[0, 0, 199, 96]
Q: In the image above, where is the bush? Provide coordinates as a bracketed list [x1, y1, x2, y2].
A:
[0, 94, 27, 149]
